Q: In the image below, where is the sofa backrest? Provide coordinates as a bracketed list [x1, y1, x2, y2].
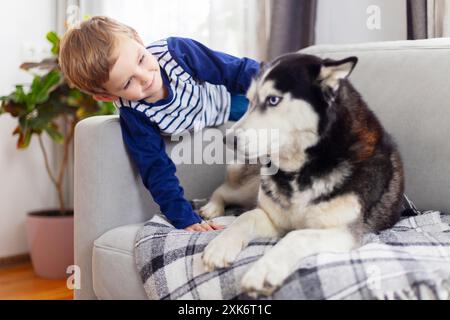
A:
[301, 39, 450, 213]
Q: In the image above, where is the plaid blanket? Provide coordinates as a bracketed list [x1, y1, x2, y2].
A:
[134, 206, 450, 300]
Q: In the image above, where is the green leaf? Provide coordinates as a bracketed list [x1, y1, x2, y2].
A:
[24, 71, 61, 110]
[31, 75, 41, 92]
[35, 71, 61, 104]
[46, 31, 60, 56]
[67, 89, 82, 106]
[44, 125, 64, 144]
[43, 71, 61, 91]
[27, 76, 41, 110]
[17, 127, 32, 149]
[14, 85, 27, 103]
[104, 101, 117, 114]
[97, 101, 117, 115]
[46, 31, 59, 45]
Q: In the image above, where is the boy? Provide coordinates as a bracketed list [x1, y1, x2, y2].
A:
[59, 16, 259, 231]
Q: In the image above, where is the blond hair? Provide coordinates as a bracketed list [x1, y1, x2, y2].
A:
[59, 16, 141, 95]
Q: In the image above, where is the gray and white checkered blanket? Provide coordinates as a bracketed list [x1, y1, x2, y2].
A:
[134, 209, 450, 300]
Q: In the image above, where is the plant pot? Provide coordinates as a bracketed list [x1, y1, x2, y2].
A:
[25, 209, 74, 279]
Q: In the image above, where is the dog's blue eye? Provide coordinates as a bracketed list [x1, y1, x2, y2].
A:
[266, 96, 282, 107]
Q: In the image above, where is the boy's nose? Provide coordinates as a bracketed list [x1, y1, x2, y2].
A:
[138, 72, 152, 86]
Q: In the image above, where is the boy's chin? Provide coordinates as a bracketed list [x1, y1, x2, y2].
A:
[142, 93, 154, 100]
[142, 93, 159, 103]
[134, 91, 154, 101]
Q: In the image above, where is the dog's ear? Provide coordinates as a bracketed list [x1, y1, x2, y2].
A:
[258, 61, 268, 76]
[318, 56, 358, 92]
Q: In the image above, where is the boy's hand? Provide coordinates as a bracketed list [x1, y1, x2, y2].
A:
[185, 221, 224, 232]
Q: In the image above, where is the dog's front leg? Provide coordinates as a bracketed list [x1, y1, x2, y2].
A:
[198, 184, 227, 219]
[202, 208, 281, 272]
[241, 228, 356, 297]
[199, 164, 259, 219]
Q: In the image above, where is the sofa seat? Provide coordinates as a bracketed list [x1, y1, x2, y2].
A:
[92, 224, 147, 300]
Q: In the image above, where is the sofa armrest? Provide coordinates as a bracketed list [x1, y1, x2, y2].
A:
[74, 115, 228, 299]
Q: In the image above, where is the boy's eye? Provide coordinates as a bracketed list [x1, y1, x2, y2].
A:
[139, 55, 145, 64]
[124, 78, 133, 90]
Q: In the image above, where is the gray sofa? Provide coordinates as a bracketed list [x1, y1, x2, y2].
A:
[74, 39, 450, 300]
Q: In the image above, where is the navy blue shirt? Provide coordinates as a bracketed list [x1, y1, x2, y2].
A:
[119, 37, 259, 229]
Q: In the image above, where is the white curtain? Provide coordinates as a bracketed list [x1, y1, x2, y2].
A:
[80, 0, 270, 61]
[55, 0, 81, 209]
[427, 0, 450, 38]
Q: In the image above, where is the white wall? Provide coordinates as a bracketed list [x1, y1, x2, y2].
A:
[316, 0, 407, 45]
[0, 0, 57, 258]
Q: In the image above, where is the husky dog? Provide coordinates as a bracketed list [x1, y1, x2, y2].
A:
[200, 53, 405, 297]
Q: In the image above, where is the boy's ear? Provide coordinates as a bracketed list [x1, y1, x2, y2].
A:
[93, 94, 117, 102]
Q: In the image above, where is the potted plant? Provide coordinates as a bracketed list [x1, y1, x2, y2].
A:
[0, 31, 116, 279]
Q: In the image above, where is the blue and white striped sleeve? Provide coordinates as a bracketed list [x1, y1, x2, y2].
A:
[119, 106, 202, 229]
[167, 37, 260, 94]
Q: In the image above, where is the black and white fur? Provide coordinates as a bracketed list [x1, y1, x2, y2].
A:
[200, 53, 405, 297]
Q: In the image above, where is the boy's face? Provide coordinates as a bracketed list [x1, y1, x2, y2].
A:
[96, 35, 164, 102]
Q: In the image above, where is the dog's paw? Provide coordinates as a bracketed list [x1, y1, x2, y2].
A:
[241, 257, 290, 298]
[199, 201, 225, 219]
[202, 233, 245, 272]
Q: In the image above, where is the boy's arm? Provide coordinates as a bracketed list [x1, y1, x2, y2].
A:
[167, 37, 260, 95]
[119, 106, 202, 229]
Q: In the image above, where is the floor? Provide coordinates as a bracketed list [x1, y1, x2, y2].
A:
[0, 263, 73, 300]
